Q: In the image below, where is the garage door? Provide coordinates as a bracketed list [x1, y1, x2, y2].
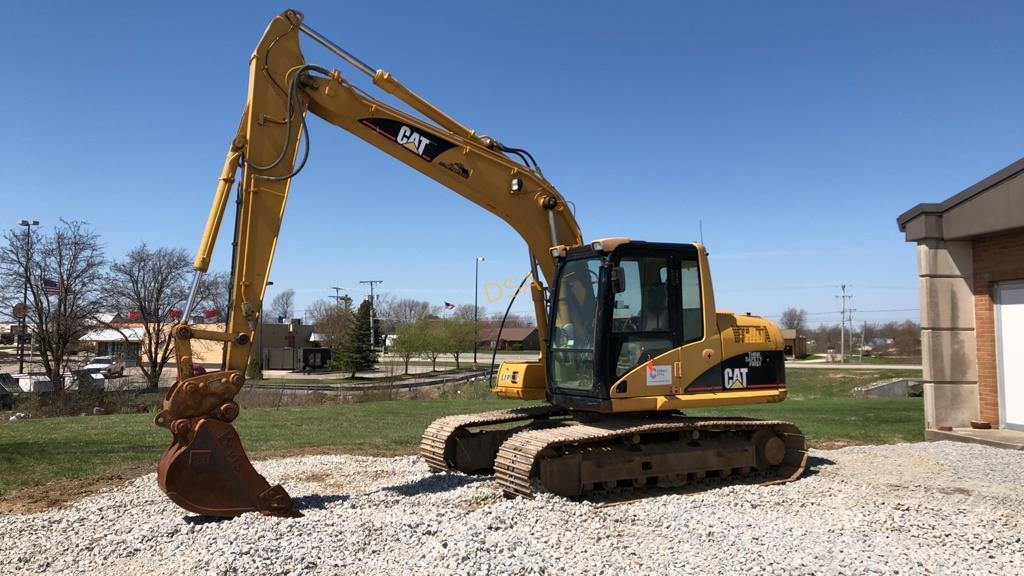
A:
[996, 281, 1024, 431]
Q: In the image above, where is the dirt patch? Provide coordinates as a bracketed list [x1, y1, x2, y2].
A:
[811, 439, 862, 450]
[255, 445, 418, 460]
[0, 465, 151, 514]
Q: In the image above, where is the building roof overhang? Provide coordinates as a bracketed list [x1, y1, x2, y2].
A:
[898, 156, 1024, 242]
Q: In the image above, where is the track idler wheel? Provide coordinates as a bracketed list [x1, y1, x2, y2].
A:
[156, 404, 299, 518]
[753, 429, 787, 470]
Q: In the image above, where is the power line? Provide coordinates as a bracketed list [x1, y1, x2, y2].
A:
[329, 286, 349, 304]
[765, 308, 918, 319]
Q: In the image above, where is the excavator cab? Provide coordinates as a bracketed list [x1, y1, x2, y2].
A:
[547, 239, 697, 409]
[547, 238, 787, 413]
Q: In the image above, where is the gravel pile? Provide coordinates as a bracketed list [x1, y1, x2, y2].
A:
[2, 441, 1022, 575]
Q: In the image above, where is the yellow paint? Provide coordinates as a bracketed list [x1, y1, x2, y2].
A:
[611, 388, 786, 412]
[167, 10, 584, 421]
[165, 12, 786, 423]
[492, 361, 547, 400]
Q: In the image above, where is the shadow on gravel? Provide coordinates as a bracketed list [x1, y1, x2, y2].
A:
[184, 515, 234, 525]
[179, 494, 350, 522]
[382, 473, 489, 496]
[802, 456, 836, 478]
[293, 493, 349, 511]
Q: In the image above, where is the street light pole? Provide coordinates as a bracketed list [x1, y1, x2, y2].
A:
[473, 256, 484, 366]
[17, 220, 39, 374]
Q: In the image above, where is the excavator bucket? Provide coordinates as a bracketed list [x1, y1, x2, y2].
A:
[157, 416, 300, 518]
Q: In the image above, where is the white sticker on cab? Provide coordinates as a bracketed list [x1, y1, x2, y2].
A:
[646, 365, 673, 386]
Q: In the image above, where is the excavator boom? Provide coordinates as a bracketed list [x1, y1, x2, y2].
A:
[157, 9, 582, 517]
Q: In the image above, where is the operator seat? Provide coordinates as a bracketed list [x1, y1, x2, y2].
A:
[641, 282, 669, 331]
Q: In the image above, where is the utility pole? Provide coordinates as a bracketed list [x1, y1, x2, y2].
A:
[359, 280, 383, 347]
[835, 284, 852, 363]
[860, 320, 867, 363]
[16, 220, 39, 374]
[330, 286, 348, 306]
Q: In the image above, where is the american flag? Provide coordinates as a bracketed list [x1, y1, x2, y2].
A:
[43, 279, 61, 295]
[444, 302, 455, 310]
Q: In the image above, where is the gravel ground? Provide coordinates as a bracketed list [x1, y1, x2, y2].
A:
[1, 441, 1022, 575]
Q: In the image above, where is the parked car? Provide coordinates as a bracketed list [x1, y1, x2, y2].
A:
[83, 356, 125, 378]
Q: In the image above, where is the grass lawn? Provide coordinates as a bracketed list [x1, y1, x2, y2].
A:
[690, 368, 923, 447]
[0, 393, 527, 498]
[0, 368, 921, 499]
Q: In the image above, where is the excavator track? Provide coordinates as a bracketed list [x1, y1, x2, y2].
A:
[420, 405, 569, 473]
[494, 417, 806, 499]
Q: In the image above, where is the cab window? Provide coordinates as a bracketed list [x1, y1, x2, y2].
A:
[611, 256, 673, 377]
[680, 259, 703, 343]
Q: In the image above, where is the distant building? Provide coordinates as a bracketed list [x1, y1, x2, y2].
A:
[1, 323, 31, 346]
[78, 327, 144, 365]
[479, 326, 539, 351]
[898, 157, 1024, 432]
[251, 321, 319, 370]
[781, 329, 807, 359]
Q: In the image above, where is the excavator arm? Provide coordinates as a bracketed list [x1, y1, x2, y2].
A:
[156, 9, 582, 517]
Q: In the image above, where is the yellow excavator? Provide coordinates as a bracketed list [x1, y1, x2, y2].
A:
[157, 9, 806, 517]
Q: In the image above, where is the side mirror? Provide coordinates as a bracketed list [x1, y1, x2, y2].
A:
[611, 266, 627, 293]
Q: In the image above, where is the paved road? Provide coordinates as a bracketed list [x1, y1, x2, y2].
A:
[250, 369, 490, 394]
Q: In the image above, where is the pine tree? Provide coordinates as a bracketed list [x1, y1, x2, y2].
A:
[331, 299, 377, 376]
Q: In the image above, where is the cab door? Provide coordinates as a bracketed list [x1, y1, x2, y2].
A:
[606, 252, 677, 390]
[674, 252, 723, 393]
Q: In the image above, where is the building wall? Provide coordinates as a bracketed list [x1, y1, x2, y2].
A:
[972, 229, 1024, 426]
[917, 239, 979, 429]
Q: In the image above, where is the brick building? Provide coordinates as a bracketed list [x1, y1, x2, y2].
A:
[479, 326, 540, 351]
[898, 158, 1024, 432]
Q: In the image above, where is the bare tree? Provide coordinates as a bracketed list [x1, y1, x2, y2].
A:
[379, 296, 430, 325]
[200, 271, 231, 321]
[486, 311, 534, 328]
[307, 297, 354, 349]
[270, 288, 295, 322]
[103, 244, 226, 388]
[0, 221, 105, 391]
[451, 303, 483, 321]
[780, 308, 808, 331]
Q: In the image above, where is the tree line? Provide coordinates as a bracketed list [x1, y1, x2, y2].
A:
[779, 307, 921, 357]
[0, 221, 539, 390]
[0, 221, 228, 391]
[306, 294, 532, 376]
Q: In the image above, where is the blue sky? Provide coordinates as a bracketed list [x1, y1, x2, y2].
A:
[3, 1, 1023, 326]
